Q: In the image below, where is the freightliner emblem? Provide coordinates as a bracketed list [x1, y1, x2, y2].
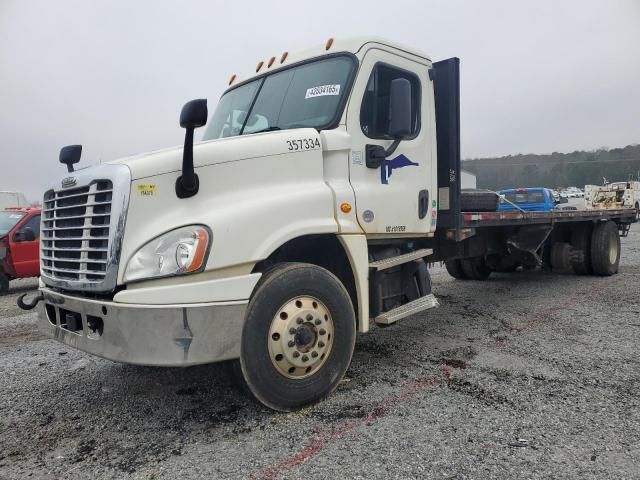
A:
[61, 176, 77, 188]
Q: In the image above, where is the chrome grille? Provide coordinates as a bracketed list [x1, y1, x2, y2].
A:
[40, 164, 131, 293]
[42, 181, 112, 282]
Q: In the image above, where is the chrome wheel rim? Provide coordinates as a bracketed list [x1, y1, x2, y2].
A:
[268, 296, 334, 379]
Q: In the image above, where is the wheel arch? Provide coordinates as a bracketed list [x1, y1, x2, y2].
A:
[251, 234, 369, 332]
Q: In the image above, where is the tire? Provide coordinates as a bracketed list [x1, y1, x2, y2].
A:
[635, 202, 639, 222]
[234, 263, 356, 411]
[460, 257, 492, 280]
[590, 221, 620, 276]
[445, 259, 467, 279]
[460, 189, 499, 212]
[550, 242, 572, 272]
[570, 223, 593, 275]
[0, 272, 8, 295]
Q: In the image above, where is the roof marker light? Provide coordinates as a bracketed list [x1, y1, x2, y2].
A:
[280, 51, 288, 63]
[228, 74, 236, 86]
[325, 37, 334, 50]
[268, 56, 275, 68]
[256, 61, 264, 72]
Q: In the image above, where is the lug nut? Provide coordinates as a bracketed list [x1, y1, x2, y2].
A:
[296, 318, 303, 325]
[311, 351, 318, 358]
[289, 328, 296, 334]
[302, 355, 309, 362]
[319, 329, 326, 335]
[293, 351, 300, 358]
[318, 341, 325, 348]
[288, 340, 295, 347]
[314, 319, 321, 325]
[306, 314, 314, 321]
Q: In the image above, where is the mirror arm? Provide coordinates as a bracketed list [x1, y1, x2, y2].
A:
[383, 138, 402, 158]
[365, 138, 402, 169]
[175, 127, 199, 198]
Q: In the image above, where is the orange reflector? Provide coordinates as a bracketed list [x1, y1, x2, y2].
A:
[325, 37, 334, 50]
[256, 61, 264, 72]
[268, 56, 275, 68]
[280, 51, 288, 63]
[228, 74, 236, 86]
[186, 228, 209, 273]
[340, 203, 352, 213]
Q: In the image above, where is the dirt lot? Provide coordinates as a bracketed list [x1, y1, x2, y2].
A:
[1, 230, 639, 480]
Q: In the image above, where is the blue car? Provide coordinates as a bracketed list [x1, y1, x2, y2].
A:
[498, 188, 558, 212]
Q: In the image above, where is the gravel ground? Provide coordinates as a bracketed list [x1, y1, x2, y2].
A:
[1, 229, 639, 480]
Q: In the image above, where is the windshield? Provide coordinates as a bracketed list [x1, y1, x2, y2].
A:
[0, 211, 25, 236]
[203, 55, 355, 140]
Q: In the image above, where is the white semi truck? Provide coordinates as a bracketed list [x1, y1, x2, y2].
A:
[20, 38, 636, 411]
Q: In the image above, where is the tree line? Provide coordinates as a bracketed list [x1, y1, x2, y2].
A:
[462, 144, 640, 190]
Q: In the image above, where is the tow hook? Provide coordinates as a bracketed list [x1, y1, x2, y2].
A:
[17, 292, 44, 311]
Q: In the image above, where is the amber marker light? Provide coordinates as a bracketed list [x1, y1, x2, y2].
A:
[228, 74, 236, 86]
[325, 37, 334, 50]
[340, 203, 352, 213]
[280, 51, 288, 63]
[186, 228, 210, 273]
[256, 61, 264, 72]
[268, 56, 276, 68]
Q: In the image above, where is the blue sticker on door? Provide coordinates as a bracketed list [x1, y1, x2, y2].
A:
[381, 154, 419, 184]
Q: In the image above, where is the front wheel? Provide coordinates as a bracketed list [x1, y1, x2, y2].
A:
[234, 263, 356, 411]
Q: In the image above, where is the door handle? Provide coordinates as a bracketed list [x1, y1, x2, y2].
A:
[419, 189, 429, 219]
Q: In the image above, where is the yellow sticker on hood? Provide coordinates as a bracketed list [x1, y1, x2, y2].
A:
[137, 184, 156, 196]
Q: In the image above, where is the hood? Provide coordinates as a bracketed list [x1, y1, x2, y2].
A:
[107, 129, 317, 181]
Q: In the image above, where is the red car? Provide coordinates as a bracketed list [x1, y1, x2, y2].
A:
[0, 207, 41, 294]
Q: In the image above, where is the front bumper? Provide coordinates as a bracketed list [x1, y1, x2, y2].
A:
[37, 287, 247, 366]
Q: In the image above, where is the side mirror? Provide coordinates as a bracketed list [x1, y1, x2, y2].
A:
[365, 79, 413, 169]
[60, 145, 82, 172]
[23, 228, 36, 242]
[388, 78, 412, 139]
[15, 227, 36, 242]
[176, 99, 208, 199]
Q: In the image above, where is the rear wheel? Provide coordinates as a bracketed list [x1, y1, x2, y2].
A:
[550, 242, 572, 272]
[461, 257, 492, 280]
[591, 221, 620, 276]
[570, 223, 593, 275]
[445, 259, 467, 279]
[234, 263, 355, 411]
[0, 272, 9, 295]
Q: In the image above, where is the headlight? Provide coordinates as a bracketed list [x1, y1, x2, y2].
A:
[123, 225, 211, 283]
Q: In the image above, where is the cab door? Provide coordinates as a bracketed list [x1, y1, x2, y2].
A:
[9, 213, 41, 277]
[346, 48, 436, 235]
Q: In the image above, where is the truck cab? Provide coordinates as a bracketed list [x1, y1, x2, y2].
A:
[31, 37, 633, 411]
[0, 207, 41, 293]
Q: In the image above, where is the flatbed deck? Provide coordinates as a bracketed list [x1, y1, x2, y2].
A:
[460, 208, 636, 228]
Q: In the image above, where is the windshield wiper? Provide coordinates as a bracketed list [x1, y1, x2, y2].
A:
[250, 126, 281, 134]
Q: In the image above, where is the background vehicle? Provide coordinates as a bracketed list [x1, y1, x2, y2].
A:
[0, 207, 41, 294]
[0, 191, 29, 210]
[27, 37, 636, 411]
[585, 181, 640, 220]
[498, 187, 558, 212]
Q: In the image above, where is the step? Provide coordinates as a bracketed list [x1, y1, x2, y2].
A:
[369, 248, 433, 271]
[374, 294, 439, 326]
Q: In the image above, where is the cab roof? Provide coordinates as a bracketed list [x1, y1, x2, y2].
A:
[3, 206, 40, 213]
[227, 37, 432, 90]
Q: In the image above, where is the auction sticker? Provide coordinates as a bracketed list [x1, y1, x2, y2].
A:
[305, 84, 340, 99]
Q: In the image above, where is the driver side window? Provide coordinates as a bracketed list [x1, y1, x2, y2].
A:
[360, 63, 421, 139]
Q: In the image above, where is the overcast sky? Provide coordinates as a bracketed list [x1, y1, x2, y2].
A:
[1, 0, 639, 201]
